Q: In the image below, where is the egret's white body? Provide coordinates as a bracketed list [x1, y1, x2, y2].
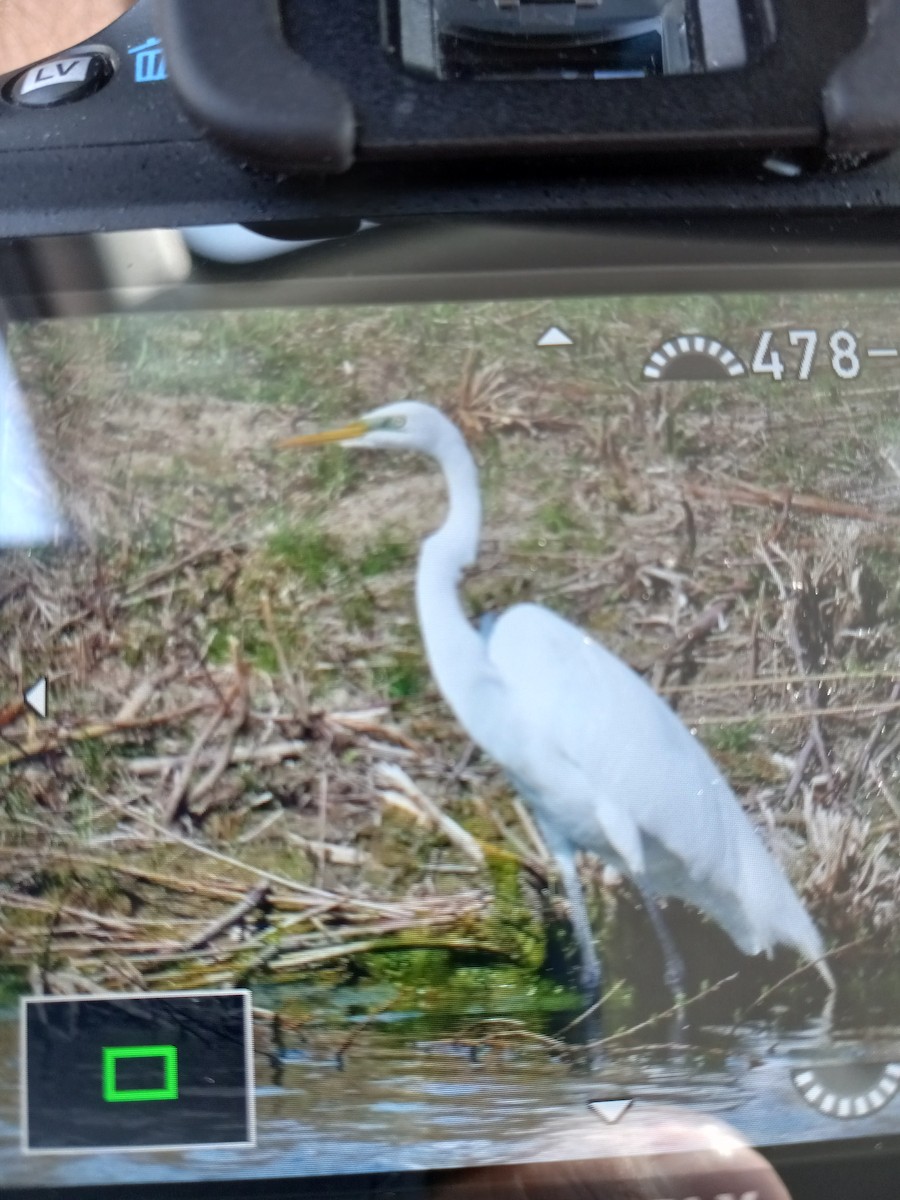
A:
[285, 400, 835, 995]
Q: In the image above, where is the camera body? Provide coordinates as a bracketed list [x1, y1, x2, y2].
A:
[4, 7, 900, 1200]
[0, 0, 899, 237]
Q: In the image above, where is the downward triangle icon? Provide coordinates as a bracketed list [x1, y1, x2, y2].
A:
[537, 326, 574, 348]
[589, 1099, 633, 1124]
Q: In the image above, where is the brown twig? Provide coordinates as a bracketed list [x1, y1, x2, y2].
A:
[181, 883, 270, 952]
[653, 591, 744, 690]
[117, 803, 483, 917]
[728, 933, 876, 1033]
[190, 659, 252, 817]
[317, 770, 329, 888]
[261, 591, 308, 722]
[588, 972, 740, 1051]
[661, 668, 900, 695]
[0, 848, 247, 902]
[687, 477, 900, 526]
[126, 740, 308, 776]
[555, 980, 625, 1038]
[693, 700, 900, 725]
[114, 664, 182, 723]
[0, 697, 25, 729]
[124, 541, 246, 599]
[328, 711, 422, 752]
[375, 763, 485, 866]
[850, 682, 900, 801]
[0, 701, 211, 769]
[466, 1027, 571, 1053]
[334, 994, 402, 1061]
[0, 888, 160, 933]
[162, 708, 227, 823]
[783, 589, 833, 786]
[44, 543, 245, 641]
[163, 649, 250, 823]
[785, 732, 818, 803]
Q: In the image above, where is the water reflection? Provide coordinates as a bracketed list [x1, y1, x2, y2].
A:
[2, 991, 900, 1189]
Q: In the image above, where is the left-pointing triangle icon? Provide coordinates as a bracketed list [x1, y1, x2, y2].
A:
[24, 677, 48, 719]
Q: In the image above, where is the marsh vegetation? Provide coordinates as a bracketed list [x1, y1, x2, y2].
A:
[1, 294, 899, 1062]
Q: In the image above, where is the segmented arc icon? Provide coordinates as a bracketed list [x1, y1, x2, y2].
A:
[792, 1063, 900, 1120]
[642, 335, 746, 381]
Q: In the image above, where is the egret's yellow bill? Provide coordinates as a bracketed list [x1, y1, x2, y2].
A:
[278, 421, 367, 450]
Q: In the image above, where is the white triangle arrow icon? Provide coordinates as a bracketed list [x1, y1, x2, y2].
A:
[589, 1099, 633, 1124]
[24, 677, 48, 719]
[537, 326, 574, 348]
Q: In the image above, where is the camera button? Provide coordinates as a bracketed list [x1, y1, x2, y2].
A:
[6, 52, 114, 108]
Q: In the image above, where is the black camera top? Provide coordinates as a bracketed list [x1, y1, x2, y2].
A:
[1, 0, 900, 236]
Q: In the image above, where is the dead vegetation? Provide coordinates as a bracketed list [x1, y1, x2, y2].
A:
[1, 295, 899, 1024]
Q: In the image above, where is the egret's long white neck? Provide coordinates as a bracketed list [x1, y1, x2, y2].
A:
[415, 421, 492, 727]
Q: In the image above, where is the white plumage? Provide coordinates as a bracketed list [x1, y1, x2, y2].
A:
[283, 400, 835, 998]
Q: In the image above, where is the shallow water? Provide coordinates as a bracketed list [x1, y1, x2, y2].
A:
[2, 986, 900, 1190]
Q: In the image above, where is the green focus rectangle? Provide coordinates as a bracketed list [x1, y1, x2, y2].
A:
[102, 1044, 178, 1103]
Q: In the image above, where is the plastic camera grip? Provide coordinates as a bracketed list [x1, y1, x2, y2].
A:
[155, 0, 356, 172]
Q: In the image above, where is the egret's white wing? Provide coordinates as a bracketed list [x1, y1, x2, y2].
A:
[483, 602, 825, 963]
[0, 338, 65, 547]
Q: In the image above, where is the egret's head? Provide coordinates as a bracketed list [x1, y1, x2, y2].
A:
[278, 400, 449, 456]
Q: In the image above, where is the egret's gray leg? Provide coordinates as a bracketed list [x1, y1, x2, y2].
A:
[815, 957, 837, 1031]
[636, 883, 686, 1003]
[555, 851, 602, 997]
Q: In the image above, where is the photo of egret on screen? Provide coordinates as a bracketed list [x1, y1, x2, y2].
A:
[1, 292, 900, 1184]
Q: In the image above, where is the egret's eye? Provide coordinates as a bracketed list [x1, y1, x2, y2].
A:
[380, 416, 406, 431]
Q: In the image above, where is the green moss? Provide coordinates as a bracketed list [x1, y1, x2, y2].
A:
[355, 947, 580, 1028]
[363, 947, 455, 988]
[0, 964, 29, 1002]
[483, 852, 547, 972]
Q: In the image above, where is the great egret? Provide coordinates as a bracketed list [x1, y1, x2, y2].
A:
[281, 401, 836, 1001]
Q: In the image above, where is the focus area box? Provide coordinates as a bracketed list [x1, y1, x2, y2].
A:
[22, 989, 254, 1154]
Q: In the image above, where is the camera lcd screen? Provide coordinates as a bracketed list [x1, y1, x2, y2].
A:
[1, 281, 899, 1189]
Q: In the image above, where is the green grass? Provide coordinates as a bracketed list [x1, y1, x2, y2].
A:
[359, 533, 412, 578]
[70, 739, 115, 787]
[537, 499, 584, 535]
[267, 525, 346, 588]
[341, 589, 378, 632]
[701, 720, 760, 756]
[0, 778, 36, 822]
[266, 524, 411, 603]
[308, 445, 361, 502]
[207, 620, 280, 673]
[6, 287, 900, 1006]
[373, 651, 430, 703]
[122, 516, 179, 578]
